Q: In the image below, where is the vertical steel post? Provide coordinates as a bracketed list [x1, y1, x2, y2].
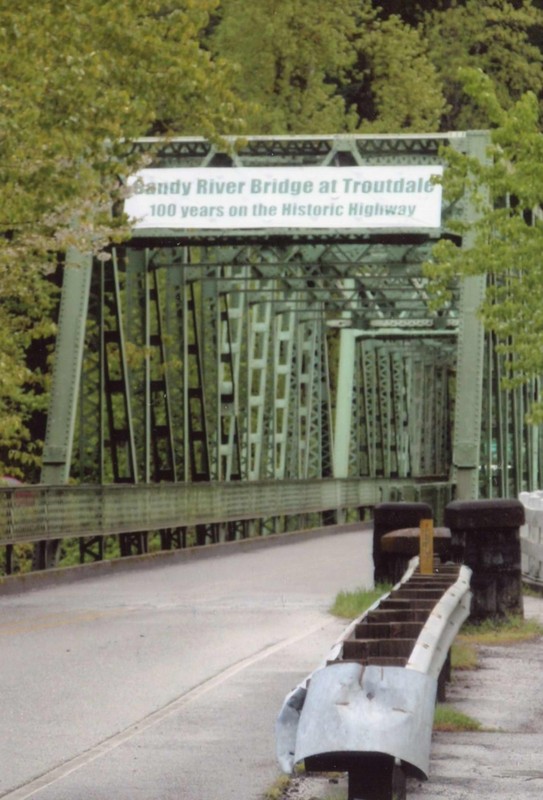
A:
[41, 250, 93, 485]
[452, 131, 490, 500]
[333, 329, 356, 478]
[271, 309, 296, 478]
[39, 249, 92, 567]
[143, 255, 151, 483]
[453, 274, 487, 499]
[246, 285, 272, 480]
[102, 250, 138, 484]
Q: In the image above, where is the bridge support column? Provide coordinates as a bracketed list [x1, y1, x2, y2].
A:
[445, 499, 524, 619]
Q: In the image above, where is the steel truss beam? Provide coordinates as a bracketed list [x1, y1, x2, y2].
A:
[39, 133, 494, 567]
[43, 243, 461, 484]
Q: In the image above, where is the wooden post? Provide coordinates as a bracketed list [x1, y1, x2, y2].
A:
[419, 518, 434, 575]
[373, 502, 432, 582]
[348, 755, 406, 800]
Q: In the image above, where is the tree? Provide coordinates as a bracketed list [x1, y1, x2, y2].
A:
[0, 0, 245, 476]
[210, 0, 362, 134]
[346, 14, 446, 133]
[425, 69, 543, 421]
[422, 0, 543, 130]
[212, 2, 448, 134]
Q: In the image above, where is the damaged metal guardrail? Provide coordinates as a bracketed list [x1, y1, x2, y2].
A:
[519, 491, 543, 589]
[276, 559, 472, 800]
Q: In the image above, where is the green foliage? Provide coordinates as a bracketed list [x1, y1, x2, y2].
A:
[0, 543, 34, 577]
[0, 1, 245, 477]
[425, 69, 543, 421]
[422, 0, 543, 130]
[212, 0, 543, 134]
[1, 1, 243, 250]
[212, 2, 447, 134]
[459, 613, 543, 644]
[330, 583, 393, 619]
[434, 703, 483, 732]
[350, 15, 446, 133]
[211, 0, 362, 134]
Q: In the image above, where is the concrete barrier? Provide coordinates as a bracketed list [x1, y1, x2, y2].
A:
[444, 499, 524, 619]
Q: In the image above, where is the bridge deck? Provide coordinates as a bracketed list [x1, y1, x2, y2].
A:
[0, 525, 372, 800]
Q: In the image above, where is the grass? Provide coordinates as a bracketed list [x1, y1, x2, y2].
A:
[459, 614, 543, 645]
[451, 640, 479, 670]
[330, 583, 543, 671]
[265, 771, 346, 800]
[522, 583, 543, 598]
[434, 704, 483, 732]
[264, 775, 291, 800]
[452, 612, 543, 670]
[437, 611, 543, 734]
[330, 583, 393, 619]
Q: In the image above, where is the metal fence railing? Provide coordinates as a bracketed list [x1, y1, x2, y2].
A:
[0, 479, 453, 547]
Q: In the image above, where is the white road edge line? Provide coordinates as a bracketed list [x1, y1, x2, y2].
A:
[1, 617, 336, 800]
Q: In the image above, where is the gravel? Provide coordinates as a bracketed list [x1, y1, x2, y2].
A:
[272, 595, 543, 800]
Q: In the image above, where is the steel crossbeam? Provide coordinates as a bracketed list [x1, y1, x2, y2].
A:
[35, 132, 505, 567]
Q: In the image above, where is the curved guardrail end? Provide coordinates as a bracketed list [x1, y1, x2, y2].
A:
[291, 662, 436, 780]
[275, 684, 307, 774]
[276, 560, 473, 783]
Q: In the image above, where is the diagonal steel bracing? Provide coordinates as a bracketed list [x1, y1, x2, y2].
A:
[39, 132, 510, 567]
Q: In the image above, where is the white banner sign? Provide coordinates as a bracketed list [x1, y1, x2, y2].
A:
[125, 166, 443, 230]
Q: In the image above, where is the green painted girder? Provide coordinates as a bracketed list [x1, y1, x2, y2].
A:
[101, 251, 138, 483]
[131, 133, 449, 168]
[40, 133, 490, 528]
[41, 249, 93, 486]
[148, 243, 459, 333]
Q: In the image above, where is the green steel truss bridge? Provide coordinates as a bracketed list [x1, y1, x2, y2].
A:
[2, 132, 542, 572]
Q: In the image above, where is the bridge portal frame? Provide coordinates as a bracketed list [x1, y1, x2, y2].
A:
[40, 132, 488, 525]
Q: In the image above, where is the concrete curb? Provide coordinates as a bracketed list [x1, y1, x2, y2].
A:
[0, 521, 370, 595]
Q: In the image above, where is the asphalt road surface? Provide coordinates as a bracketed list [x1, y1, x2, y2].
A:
[0, 527, 373, 800]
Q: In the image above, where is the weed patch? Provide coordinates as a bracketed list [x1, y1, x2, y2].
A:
[522, 583, 543, 598]
[451, 640, 478, 670]
[330, 583, 392, 619]
[459, 614, 543, 646]
[434, 703, 483, 732]
[450, 614, 542, 670]
[264, 774, 290, 800]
